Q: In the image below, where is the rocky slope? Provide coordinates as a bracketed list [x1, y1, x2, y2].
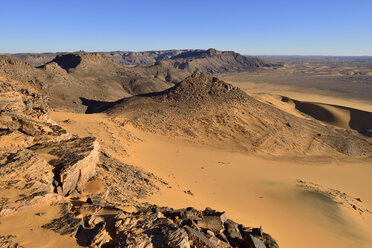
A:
[102, 71, 372, 157]
[0, 69, 278, 247]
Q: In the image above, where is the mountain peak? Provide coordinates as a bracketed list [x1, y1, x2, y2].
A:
[153, 71, 248, 102]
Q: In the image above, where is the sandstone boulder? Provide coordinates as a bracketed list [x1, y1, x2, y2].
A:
[30, 137, 100, 196]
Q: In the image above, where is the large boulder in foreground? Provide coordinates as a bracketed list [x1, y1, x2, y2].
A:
[30, 137, 100, 196]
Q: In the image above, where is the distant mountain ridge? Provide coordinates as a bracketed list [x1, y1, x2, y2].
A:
[8, 49, 269, 73]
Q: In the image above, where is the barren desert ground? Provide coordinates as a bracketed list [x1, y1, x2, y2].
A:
[49, 75, 372, 248]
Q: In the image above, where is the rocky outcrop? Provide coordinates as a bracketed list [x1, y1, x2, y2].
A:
[0, 77, 49, 120]
[65, 205, 279, 248]
[0, 136, 100, 215]
[42, 212, 82, 236]
[0, 77, 98, 215]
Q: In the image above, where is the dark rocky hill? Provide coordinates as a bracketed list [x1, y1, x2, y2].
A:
[102, 71, 372, 157]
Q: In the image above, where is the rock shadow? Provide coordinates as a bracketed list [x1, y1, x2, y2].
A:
[80, 97, 115, 114]
[51, 54, 82, 71]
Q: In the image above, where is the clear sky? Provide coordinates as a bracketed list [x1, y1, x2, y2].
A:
[1, 0, 371, 55]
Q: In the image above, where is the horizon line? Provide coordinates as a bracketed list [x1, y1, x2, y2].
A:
[1, 49, 371, 58]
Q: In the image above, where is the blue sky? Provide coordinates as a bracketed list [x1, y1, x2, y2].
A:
[1, 0, 371, 55]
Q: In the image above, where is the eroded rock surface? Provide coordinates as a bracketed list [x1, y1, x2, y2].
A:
[29, 137, 100, 196]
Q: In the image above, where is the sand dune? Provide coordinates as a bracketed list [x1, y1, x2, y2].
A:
[279, 97, 372, 137]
